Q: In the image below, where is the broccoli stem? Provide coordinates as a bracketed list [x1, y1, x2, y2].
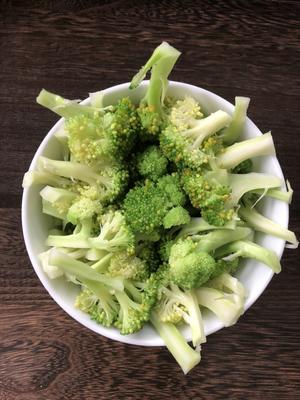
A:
[239, 205, 298, 247]
[39, 186, 77, 204]
[196, 227, 252, 253]
[177, 217, 237, 239]
[36, 89, 102, 118]
[196, 286, 245, 327]
[91, 253, 113, 272]
[150, 311, 201, 375]
[222, 96, 250, 145]
[38, 156, 102, 186]
[49, 249, 124, 290]
[216, 240, 281, 273]
[22, 170, 70, 188]
[46, 219, 93, 248]
[251, 182, 293, 204]
[228, 172, 282, 207]
[218, 132, 275, 170]
[130, 42, 181, 114]
[188, 110, 231, 149]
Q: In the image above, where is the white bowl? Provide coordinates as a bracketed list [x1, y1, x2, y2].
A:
[22, 81, 288, 346]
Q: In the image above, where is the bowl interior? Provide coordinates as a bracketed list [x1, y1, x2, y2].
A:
[22, 81, 288, 346]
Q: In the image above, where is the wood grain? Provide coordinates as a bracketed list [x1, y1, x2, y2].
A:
[0, 1, 299, 399]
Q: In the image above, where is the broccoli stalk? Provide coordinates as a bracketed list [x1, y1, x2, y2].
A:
[36, 89, 105, 118]
[22, 170, 70, 188]
[48, 249, 124, 290]
[250, 180, 293, 204]
[39, 186, 77, 220]
[196, 273, 247, 327]
[46, 218, 93, 248]
[150, 311, 201, 375]
[160, 284, 206, 346]
[222, 96, 250, 145]
[239, 204, 298, 248]
[130, 42, 181, 134]
[177, 217, 237, 239]
[217, 132, 275, 170]
[216, 240, 281, 273]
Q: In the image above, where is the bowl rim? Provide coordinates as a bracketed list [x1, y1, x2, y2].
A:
[22, 80, 288, 346]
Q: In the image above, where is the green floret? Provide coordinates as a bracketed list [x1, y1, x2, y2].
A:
[67, 197, 103, 225]
[157, 283, 205, 346]
[37, 156, 128, 204]
[75, 285, 119, 327]
[163, 206, 191, 229]
[169, 238, 216, 289]
[157, 173, 186, 206]
[114, 290, 149, 335]
[181, 169, 233, 226]
[130, 42, 181, 136]
[89, 210, 135, 254]
[209, 258, 240, 279]
[137, 145, 168, 181]
[108, 251, 150, 280]
[123, 180, 170, 235]
[232, 159, 253, 174]
[160, 100, 231, 170]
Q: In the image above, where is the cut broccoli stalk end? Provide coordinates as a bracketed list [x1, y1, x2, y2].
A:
[150, 311, 201, 374]
[222, 96, 250, 145]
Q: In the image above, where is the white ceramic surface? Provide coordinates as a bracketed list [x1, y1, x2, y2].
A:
[22, 81, 289, 346]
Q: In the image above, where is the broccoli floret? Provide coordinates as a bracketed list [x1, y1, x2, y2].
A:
[67, 197, 103, 225]
[114, 290, 149, 335]
[108, 251, 150, 280]
[163, 206, 191, 229]
[157, 173, 186, 207]
[136, 242, 160, 273]
[181, 169, 233, 226]
[123, 180, 170, 235]
[37, 156, 128, 204]
[137, 145, 168, 181]
[89, 210, 135, 254]
[130, 42, 181, 136]
[160, 102, 231, 170]
[169, 238, 216, 289]
[75, 285, 119, 327]
[209, 258, 240, 279]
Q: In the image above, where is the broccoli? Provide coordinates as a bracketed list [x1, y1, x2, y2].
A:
[196, 273, 246, 327]
[150, 311, 201, 375]
[75, 285, 119, 327]
[137, 145, 168, 181]
[222, 96, 250, 145]
[181, 168, 282, 225]
[216, 240, 282, 273]
[163, 206, 191, 229]
[217, 132, 275, 170]
[169, 238, 216, 289]
[160, 100, 231, 170]
[39, 186, 77, 220]
[177, 217, 237, 240]
[130, 42, 181, 136]
[239, 204, 298, 248]
[108, 251, 150, 280]
[123, 174, 186, 235]
[48, 249, 124, 291]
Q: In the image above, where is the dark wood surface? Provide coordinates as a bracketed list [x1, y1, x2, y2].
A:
[0, 1, 299, 399]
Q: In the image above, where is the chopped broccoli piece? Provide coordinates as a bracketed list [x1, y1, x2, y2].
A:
[137, 145, 168, 181]
[163, 206, 190, 229]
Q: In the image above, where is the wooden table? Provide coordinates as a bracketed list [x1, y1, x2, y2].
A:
[1, 1, 299, 399]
